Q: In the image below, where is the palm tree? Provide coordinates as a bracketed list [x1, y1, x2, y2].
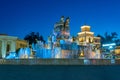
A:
[97, 34, 105, 45]
[115, 39, 120, 46]
[24, 32, 45, 45]
[97, 32, 119, 46]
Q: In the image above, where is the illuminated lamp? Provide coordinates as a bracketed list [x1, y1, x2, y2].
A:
[102, 43, 116, 47]
[81, 25, 90, 29]
[80, 51, 84, 57]
[109, 46, 113, 49]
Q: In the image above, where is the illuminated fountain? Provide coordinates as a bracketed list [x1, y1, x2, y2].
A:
[87, 44, 93, 59]
[18, 47, 31, 59]
[43, 49, 51, 58]
[52, 47, 61, 58]
[87, 44, 101, 59]
[94, 49, 101, 59]
[18, 48, 24, 58]
[6, 52, 16, 59]
[36, 46, 52, 58]
[6, 47, 31, 59]
[85, 45, 101, 59]
[33, 41, 52, 58]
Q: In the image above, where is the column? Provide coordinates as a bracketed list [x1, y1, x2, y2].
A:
[1, 40, 7, 58]
[0, 40, 2, 58]
[10, 40, 16, 52]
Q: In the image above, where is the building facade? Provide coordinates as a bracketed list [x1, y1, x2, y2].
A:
[77, 25, 100, 46]
[0, 34, 27, 58]
[77, 25, 101, 58]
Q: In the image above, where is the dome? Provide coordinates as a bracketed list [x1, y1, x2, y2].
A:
[81, 25, 91, 32]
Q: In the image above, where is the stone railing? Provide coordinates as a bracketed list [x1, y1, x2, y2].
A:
[0, 59, 118, 65]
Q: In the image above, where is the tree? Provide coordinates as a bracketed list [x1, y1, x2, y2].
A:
[97, 32, 120, 46]
[24, 32, 45, 45]
[97, 34, 105, 45]
[115, 39, 120, 46]
[111, 32, 118, 38]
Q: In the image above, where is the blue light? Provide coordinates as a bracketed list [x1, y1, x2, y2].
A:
[109, 46, 113, 49]
[102, 43, 116, 47]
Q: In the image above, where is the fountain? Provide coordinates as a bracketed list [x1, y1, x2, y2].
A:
[18, 48, 24, 58]
[43, 49, 51, 58]
[32, 41, 52, 58]
[17, 47, 31, 59]
[6, 47, 31, 59]
[53, 47, 61, 58]
[83, 43, 101, 59]
[6, 52, 16, 59]
[94, 49, 101, 59]
[24, 47, 31, 58]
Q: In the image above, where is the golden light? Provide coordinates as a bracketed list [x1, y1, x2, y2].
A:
[81, 25, 90, 29]
[78, 32, 94, 35]
[80, 51, 84, 57]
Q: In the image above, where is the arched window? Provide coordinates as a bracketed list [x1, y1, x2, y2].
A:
[6, 41, 11, 56]
[7, 44, 10, 52]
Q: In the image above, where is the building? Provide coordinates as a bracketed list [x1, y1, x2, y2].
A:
[77, 25, 101, 58]
[114, 46, 120, 58]
[0, 34, 27, 58]
[77, 25, 100, 46]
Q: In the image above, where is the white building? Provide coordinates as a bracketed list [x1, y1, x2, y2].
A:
[0, 34, 27, 58]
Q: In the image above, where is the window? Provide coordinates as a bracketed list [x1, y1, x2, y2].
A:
[7, 44, 10, 52]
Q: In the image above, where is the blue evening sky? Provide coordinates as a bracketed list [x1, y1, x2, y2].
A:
[0, 0, 120, 40]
